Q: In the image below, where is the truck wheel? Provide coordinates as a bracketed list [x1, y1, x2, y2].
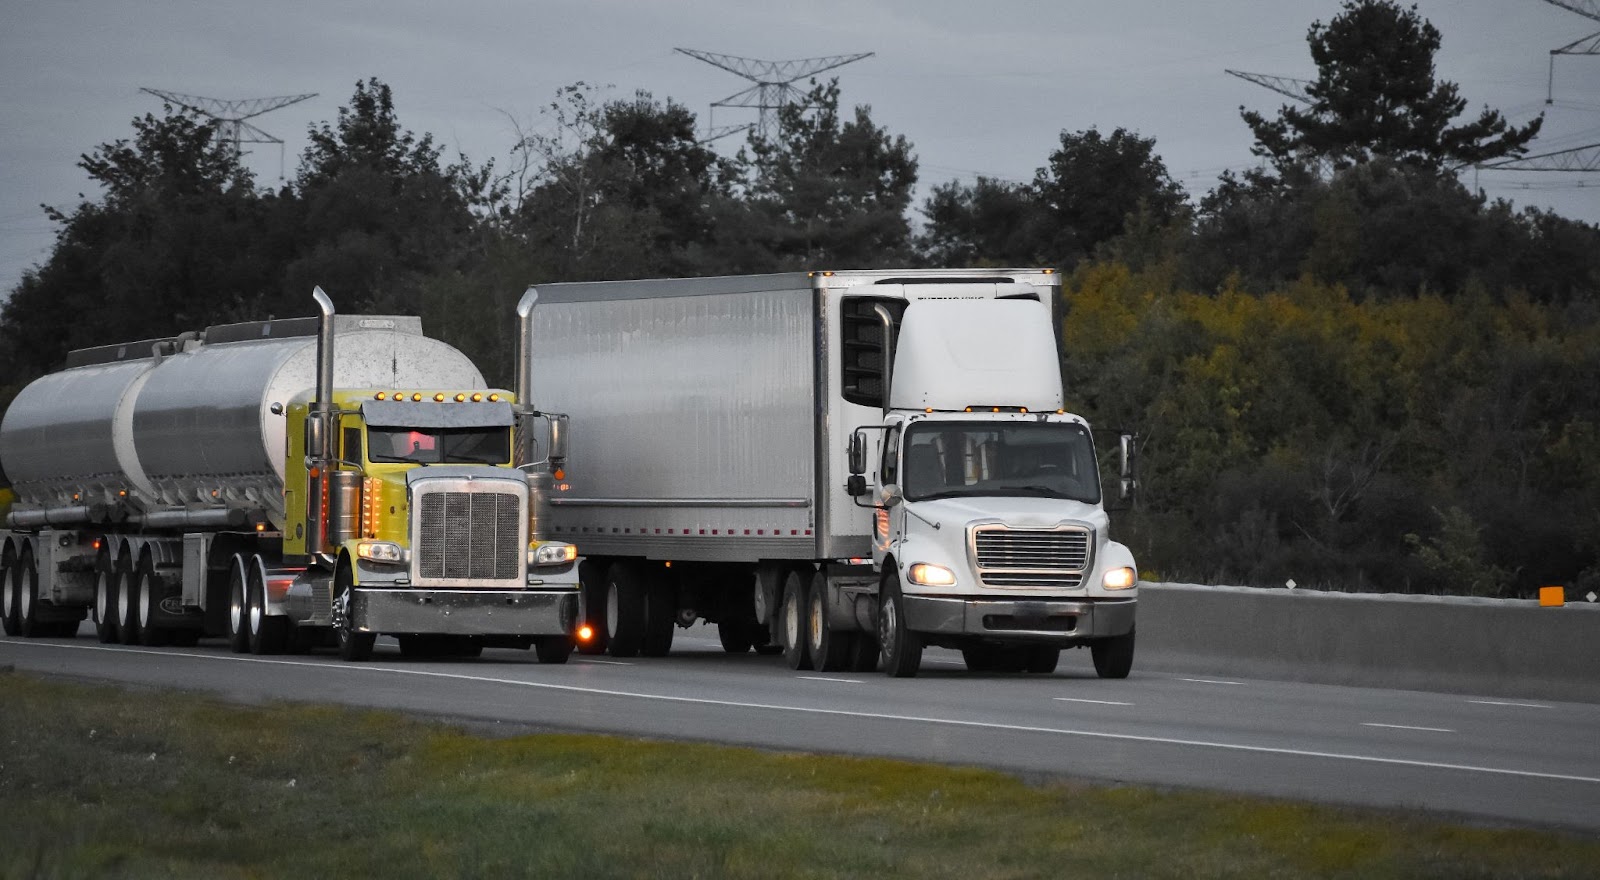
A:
[114, 555, 141, 645]
[0, 546, 17, 636]
[225, 555, 250, 653]
[535, 636, 574, 664]
[961, 646, 1001, 673]
[1025, 646, 1061, 674]
[641, 577, 675, 657]
[577, 560, 609, 655]
[848, 632, 880, 673]
[780, 569, 812, 671]
[14, 547, 42, 638]
[246, 560, 287, 655]
[717, 620, 752, 653]
[93, 552, 119, 644]
[878, 571, 921, 678]
[397, 635, 439, 658]
[807, 570, 852, 672]
[604, 563, 645, 658]
[135, 560, 170, 648]
[1091, 628, 1135, 680]
[334, 563, 375, 662]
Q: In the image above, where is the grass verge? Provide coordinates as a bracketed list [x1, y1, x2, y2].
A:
[1, 668, 1596, 879]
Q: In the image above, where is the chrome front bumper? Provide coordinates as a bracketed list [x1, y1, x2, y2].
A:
[901, 595, 1135, 644]
[351, 588, 579, 637]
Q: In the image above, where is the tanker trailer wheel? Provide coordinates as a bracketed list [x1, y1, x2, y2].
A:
[333, 563, 375, 662]
[13, 546, 41, 638]
[780, 568, 813, 671]
[878, 571, 922, 678]
[92, 551, 119, 643]
[245, 557, 288, 655]
[576, 559, 609, 655]
[807, 570, 854, 672]
[114, 553, 142, 645]
[1090, 627, 1135, 680]
[1, 545, 17, 637]
[135, 559, 170, 648]
[603, 563, 645, 658]
[225, 555, 249, 653]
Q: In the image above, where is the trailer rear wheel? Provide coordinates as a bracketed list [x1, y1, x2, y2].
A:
[334, 563, 374, 662]
[1091, 628, 1135, 680]
[577, 560, 609, 655]
[807, 570, 853, 672]
[0, 546, 18, 637]
[225, 555, 250, 653]
[780, 569, 812, 671]
[246, 559, 287, 655]
[135, 560, 170, 648]
[534, 636, 573, 664]
[13, 547, 41, 638]
[604, 563, 645, 658]
[114, 555, 141, 645]
[878, 572, 921, 678]
[641, 576, 676, 657]
[93, 552, 119, 644]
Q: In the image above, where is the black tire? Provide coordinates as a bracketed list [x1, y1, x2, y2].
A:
[246, 557, 287, 655]
[225, 555, 250, 653]
[92, 552, 119, 644]
[717, 619, 753, 653]
[135, 560, 170, 648]
[807, 570, 853, 672]
[878, 570, 921, 678]
[961, 645, 1001, 673]
[0, 546, 17, 637]
[14, 548, 42, 638]
[641, 575, 676, 658]
[397, 635, 440, 658]
[577, 560, 609, 655]
[1025, 646, 1061, 674]
[780, 569, 812, 671]
[535, 636, 573, 664]
[1091, 629, 1135, 679]
[848, 631, 880, 673]
[114, 554, 141, 645]
[334, 562, 375, 662]
[603, 563, 646, 658]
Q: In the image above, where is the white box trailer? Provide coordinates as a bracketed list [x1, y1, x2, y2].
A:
[528, 269, 1139, 677]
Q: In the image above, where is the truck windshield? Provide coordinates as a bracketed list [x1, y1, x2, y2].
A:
[367, 427, 511, 465]
[901, 421, 1100, 504]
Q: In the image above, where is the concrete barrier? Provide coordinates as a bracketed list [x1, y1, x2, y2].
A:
[1136, 583, 1600, 704]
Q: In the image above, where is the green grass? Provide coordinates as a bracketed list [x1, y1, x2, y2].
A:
[1, 668, 1596, 879]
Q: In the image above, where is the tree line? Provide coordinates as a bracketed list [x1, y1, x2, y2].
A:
[2, 0, 1597, 597]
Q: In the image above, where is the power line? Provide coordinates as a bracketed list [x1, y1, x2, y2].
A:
[674, 48, 873, 141]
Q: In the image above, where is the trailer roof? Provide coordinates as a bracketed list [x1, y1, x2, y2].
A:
[531, 269, 1058, 303]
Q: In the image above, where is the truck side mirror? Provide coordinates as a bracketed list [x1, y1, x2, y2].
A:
[847, 430, 866, 476]
[305, 417, 324, 462]
[549, 414, 569, 463]
[847, 474, 867, 497]
[1118, 432, 1139, 501]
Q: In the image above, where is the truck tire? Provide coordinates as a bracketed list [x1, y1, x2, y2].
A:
[1091, 628, 1135, 680]
[135, 560, 170, 648]
[577, 560, 609, 655]
[114, 554, 141, 645]
[604, 563, 645, 658]
[807, 570, 853, 672]
[878, 571, 921, 678]
[334, 563, 375, 662]
[13, 547, 41, 638]
[246, 559, 287, 655]
[717, 619, 752, 653]
[848, 632, 880, 673]
[641, 577, 675, 657]
[961, 646, 1001, 673]
[535, 636, 574, 664]
[1025, 646, 1061, 674]
[0, 546, 17, 637]
[93, 552, 119, 644]
[780, 569, 812, 671]
[225, 555, 250, 653]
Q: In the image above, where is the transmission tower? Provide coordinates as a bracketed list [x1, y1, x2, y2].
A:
[1541, 0, 1600, 103]
[140, 88, 317, 176]
[1225, 69, 1314, 104]
[1477, 141, 1600, 171]
[675, 48, 874, 141]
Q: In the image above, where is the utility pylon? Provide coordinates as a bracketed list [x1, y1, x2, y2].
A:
[140, 88, 317, 176]
[1540, 0, 1600, 103]
[1478, 141, 1600, 171]
[675, 48, 874, 141]
[1225, 69, 1314, 104]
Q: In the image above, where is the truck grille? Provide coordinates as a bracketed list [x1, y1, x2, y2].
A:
[971, 526, 1091, 589]
[416, 491, 522, 581]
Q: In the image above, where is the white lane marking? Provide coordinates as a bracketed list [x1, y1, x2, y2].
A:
[1468, 700, 1552, 710]
[799, 676, 862, 684]
[10, 641, 1599, 787]
[1178, 678, 1243, 686]
[1053, 697, 1133, 706]
[1362, 723, 1456, 733]
[574, 658, 634, 666]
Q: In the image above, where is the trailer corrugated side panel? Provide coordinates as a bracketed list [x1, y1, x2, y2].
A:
[531, 278, 820, 562]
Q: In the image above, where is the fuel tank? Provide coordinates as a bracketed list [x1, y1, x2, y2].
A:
[0, 315, 484, 526]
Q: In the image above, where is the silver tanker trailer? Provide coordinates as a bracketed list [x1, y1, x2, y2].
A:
[0, 289, 581, 662]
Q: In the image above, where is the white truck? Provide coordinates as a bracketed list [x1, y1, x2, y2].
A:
[526, 269, 1139, 677]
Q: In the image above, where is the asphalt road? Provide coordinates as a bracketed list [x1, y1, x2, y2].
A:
[4, 623, 1597, 833]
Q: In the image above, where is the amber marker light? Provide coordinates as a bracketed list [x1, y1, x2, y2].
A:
[454, 393, 467, 402]
[375, 392, 386, 400]
[434, 393, 446, 402]
[410, 393, 421, 402]
[577, 625, 595, 642]
[471, 393, 483, 402]
[488, 393, 501, 402]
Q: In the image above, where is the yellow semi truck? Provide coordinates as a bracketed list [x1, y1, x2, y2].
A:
[0, 289, 581, 661]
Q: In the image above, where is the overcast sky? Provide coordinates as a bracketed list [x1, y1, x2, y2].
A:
[2, 0, 1596, 298]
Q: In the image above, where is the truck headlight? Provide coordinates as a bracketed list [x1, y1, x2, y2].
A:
[357, 541, 406, 564]
[531, 542, 578, 567]
[907, 562, 957, 587]
[1102, 567, 1137, 590]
